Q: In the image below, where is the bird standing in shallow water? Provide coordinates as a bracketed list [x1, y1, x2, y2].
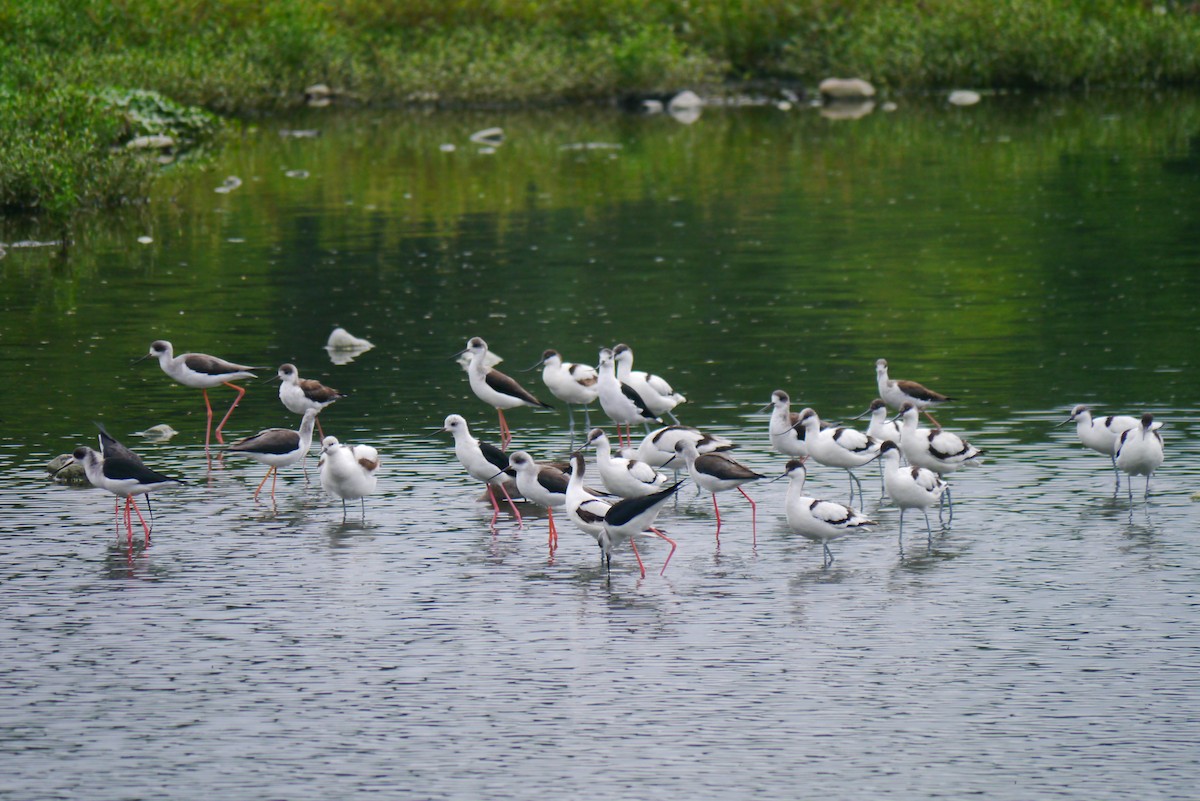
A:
[782, 459, 875, 567]
[529, 349, 598, 434]
[57, 445, 184, 546]
[894, 402, 981, 524]
[612, 343, 686, 424]
[455, 337, 551, 451]
[564, 452, 678, 577]
[138, 340, 263, 450]
[600, 479, 682, 578]
[596, 348, 660, 448]
[672, 439, 764, 545]
[852, 398, 902, 497]
[761, 390, 809, 459]
[442, 413, 523, 527]
[1058, 404, 1143, 491]
[879, 440, 947, 553]
[226, 408, 318, 503]
[95, 422, 156, 527]
[503, 450, 571, 552]
[796, 407, 882, 507]
[1115, 413, 1165, 503]
[585, 427, 668, 499]
[272, 363, 346, 439]
[876, 358, 954, 427]
[319, 436, 380, 521]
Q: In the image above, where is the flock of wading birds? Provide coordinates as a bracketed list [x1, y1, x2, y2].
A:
[55, 335, 1168, 573]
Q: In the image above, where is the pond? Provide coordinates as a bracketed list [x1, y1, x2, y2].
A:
[2, 90, 1199, 799]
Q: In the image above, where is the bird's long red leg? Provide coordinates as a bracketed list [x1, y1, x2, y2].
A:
[497, 482, 523, 526]
[650, 527, 677, 575]
[270, 467, 278, 503]
[547, 507, 558, 550]
[485, 484, 501, 528]
[253, 467, 273, 501]
[202, 389, 214, 451]
[923, 410, 941, 428]
[124, 499, 134, 548]
[215, 381, 247, 444]
[498, 410, 510, 451]
[316, 416, 325, 440]
[712, 493, 722, 543]
[629, 537, 646, 578]
[130, 497, 151, 545]
[738, 487, 758, 546]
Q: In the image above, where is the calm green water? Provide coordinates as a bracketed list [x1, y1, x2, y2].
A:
[1, 92, 1199, 800]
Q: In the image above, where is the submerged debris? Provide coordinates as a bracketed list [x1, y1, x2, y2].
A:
[469, 127, 505, 147]
[132, 424, 179, 441]
[126, 135, 175, 151]
[325, 327, 375, 365]
[305, 84, 334, 107]
[214, 176, 242, 194]
[819, 78, 877, 102]
[667, 90, 703, 124]
[47, 454, 87, 484]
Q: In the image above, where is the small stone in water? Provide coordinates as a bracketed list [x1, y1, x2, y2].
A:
[949, 90, 982, 106]
[46, 454, 87, 483]
[819, 78, 876, 102]
[133, 424, 179, 441]
[469, 127, 504, 147]
[126, 135, 175, 150]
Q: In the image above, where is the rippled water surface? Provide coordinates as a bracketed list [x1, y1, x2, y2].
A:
[2, 93, 1199, 800]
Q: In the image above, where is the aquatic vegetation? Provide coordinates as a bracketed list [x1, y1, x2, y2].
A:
[1, 0, 1199, 217]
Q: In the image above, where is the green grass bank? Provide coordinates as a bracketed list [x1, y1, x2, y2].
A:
[3, 0, 1199, 219]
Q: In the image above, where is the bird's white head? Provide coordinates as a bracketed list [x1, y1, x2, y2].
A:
[507, 450, 534, 474]
[277, 363, 299, 383]
[441, 414, 467, 434]
[673, 439, 699, 461]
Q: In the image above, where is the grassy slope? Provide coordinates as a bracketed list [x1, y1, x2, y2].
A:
[2, 0, 1198, 218]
